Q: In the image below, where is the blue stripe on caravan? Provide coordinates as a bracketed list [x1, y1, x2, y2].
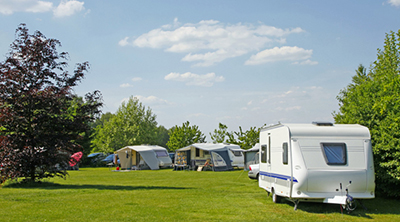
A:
[260, 171, 298, 183]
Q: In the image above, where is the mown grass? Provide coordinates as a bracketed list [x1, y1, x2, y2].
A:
[1, 168, 399, 221]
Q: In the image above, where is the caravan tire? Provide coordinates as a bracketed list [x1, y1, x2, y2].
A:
[272, 189, 281, 203]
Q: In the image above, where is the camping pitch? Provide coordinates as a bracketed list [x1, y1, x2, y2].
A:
[174, 143, 236, 171]
[115, 145, 172, 170]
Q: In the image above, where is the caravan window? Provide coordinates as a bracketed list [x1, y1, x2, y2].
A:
[231, 150, 242, 157]
[261, 145, 267, 163]
[282, 143, 288, 165]
[321, 143, 347, 165]
[155, 151, 168, 157]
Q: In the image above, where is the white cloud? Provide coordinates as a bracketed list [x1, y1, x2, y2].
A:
[0, 0, 85, 17]
[245, 46, 314, 65]
[292, 59, 318, 66]
[26, 1, 53, 13]
[0, 0, 53, 15]
[120, 77, 142, 87]
[164, 72, 225, 87]
[284, 106, 302, 111]
[255, 26, 304, 37]
[120, 83, 132, 88]
[133, 95, 170, 106]
[53, 0, 85, 17]
[388, 0, 400, 7]
[308, 86, 323, 90]
[118, 37, 130, 46]
[276, 89, 296, 98]
[131, 77, 142, 82]
[120, 19, 305, 66]
[83, 8, 90, 16]
[187, 113, 208, 118]
[249, 86, 333, 118]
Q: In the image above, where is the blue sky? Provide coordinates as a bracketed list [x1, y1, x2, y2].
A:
[1, 0, 400, 140]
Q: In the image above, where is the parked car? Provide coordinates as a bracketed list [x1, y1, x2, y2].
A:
[88, 152, 107, 159]
[101, 154, 120, 165]
[84, 152, 107, 166]
[248, 164, 259, 180]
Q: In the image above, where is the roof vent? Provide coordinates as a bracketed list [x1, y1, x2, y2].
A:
[312, 121, 333, 126]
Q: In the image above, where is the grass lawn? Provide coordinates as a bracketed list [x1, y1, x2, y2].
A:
[1, 168, 399, 221]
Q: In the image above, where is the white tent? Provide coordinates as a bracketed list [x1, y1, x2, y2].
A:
[115, 145, 172, 170]
[174, 143, 234, 171]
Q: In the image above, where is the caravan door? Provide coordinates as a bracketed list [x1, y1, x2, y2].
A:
[259, 127, 292, 198]
[259, 134, 272, 192]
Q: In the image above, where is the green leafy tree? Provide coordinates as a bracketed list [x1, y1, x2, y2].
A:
[167, 121, 206, 152]
[334, 29, 400, 197]
[85, 112, 114, 159]
[70, 96, 104, 163]
[90, 112, 114, 130]
[226, 126, 261, 150]
[210, 123, 228, 143]
[155, 125, 170, 149]
[0, 24, 102, 183]
[92, 96, 158, 153]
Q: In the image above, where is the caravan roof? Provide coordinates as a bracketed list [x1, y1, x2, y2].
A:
[262, 123, 370, 139]
[177, 143, 236, 152]
[117, 145, 167, 152]
[244, 143, 260, 152]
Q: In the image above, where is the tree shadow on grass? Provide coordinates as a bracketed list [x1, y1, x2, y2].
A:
[3, 181, 192, 191]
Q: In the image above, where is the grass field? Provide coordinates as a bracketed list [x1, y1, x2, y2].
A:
[1, 168, 399, 222]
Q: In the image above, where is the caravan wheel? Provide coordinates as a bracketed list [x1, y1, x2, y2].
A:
[272, 189, 281, 203]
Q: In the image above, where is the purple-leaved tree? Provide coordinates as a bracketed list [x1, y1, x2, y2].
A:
[0, 24, 102, 184]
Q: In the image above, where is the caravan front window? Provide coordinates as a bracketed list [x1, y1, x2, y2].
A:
[321, 143, 347, 165]
[231, 150, 242, 157]
[155, 151, 168, 157]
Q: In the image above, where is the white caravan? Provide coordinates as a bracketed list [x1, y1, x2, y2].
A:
[258, 122, 375, 211]
[116, 145, 172, 170]
[226, 144, 245, 168]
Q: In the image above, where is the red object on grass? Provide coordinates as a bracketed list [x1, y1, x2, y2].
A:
[69, 152, 83, 167]
[116, 167, 120, 170]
